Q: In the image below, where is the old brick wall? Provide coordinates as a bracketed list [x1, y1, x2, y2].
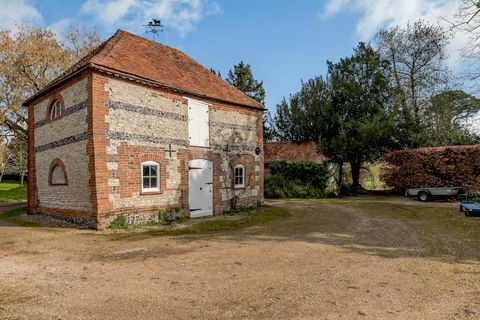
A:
[32, 76, 91, 213]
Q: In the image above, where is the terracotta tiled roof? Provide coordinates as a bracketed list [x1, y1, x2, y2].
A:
[264, 141, 327, 163]
[25, 29, 263, 109]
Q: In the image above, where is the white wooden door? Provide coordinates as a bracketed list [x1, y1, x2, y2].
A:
[188, 159, 213, 218]
[188, 99, 209, 147]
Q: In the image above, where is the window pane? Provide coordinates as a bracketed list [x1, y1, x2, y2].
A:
[239, 175, 243, 185]
[150, 177, 157, 188]
[143, 177, 150, 188]
[143, 165, 149, 177]
[150, 165, 157, 176]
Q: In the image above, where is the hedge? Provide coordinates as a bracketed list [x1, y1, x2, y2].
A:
[381, 145, 480, 191]
[264, 160, 329, 198]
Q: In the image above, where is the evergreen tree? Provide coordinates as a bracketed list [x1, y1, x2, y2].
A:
[226, 61, 265, 105]
[209, 68, 222, 78]
[325, 42, 396, 190]
[226, 61, 272, 141]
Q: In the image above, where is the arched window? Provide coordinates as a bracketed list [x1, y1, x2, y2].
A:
[234, 164, 245, 189]
[49, 158, 68, 186]
[50, 100, 63, 120]
[141, 161, 160, 192]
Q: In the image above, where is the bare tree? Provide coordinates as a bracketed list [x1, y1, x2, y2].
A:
[0, 24, 101, 140]
[374, 21, 453, 147]
[451, 1, 480, 91]
[0, 136, 8, 183]
[5, 137, 28, 185]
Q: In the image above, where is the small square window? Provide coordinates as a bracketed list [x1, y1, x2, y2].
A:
[141, 161, 160, 192]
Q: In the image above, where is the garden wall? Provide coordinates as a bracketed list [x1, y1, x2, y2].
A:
[382, 145, 480, 191]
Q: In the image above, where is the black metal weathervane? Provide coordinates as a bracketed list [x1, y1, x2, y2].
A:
[143, 19, 164, 42]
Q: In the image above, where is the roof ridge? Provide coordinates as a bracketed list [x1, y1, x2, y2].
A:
[90, 29, 126, 64]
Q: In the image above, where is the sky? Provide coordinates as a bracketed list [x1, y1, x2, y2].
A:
[0, 0, 470, 114]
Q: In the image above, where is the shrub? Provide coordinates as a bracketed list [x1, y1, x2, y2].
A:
[268, 160, 329, 188]
[265, 173, 326, 199]
[158, 210, 174, 225]
[382, 145, 480, 191]
[108, 215, 128, 229]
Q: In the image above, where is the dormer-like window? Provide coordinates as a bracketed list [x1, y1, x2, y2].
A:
[51, 100, 63, 120]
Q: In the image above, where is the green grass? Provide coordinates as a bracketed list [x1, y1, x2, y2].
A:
[132, 206, 288, 238]
[0, 206, 38, 227]
[0, 180, 27, 202]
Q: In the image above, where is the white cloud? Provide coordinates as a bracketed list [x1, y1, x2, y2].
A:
[81, 0, 220, 37]
[0, 0, 43, 30]
[321, 0, 465, 69]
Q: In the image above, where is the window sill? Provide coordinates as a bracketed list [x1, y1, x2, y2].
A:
[234, 186, 246, 190]
[140, 190, 162, 195]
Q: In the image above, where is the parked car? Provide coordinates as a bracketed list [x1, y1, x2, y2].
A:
[405, 187, 466, 202]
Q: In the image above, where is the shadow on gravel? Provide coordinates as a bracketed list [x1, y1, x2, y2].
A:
[116, 198, 480, 264]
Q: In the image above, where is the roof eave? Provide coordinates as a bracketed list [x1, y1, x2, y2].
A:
[23, 63, 265, 111]
[22, 64, 93, 106]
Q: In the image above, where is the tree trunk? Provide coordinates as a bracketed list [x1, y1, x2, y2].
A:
[336, 162, 343, 191]
[351, 161, 362, 191]
[0, 173, 3, 183]
[20, 174, 25, 186]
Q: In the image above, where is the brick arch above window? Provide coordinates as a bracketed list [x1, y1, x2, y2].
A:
[134, 152, 168, 195]
[49, 158, 68, 186]
[46, 92, 65, 122]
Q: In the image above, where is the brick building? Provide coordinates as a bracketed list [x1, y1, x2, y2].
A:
[24, 30, 264, 229]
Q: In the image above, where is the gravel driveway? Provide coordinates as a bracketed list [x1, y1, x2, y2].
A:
[1, 198, 480, 319]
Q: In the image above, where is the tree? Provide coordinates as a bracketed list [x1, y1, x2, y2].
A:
[423, 90, 480, 146]
[226, 61, 265, 105]
[374, 21, 452, 147]
[324, 42, 396, 190]
[452, 1, 480, 91]
[209, 68, 222, 78]
[5, 137, 28, 185]
[0, 136, 7, 183]
[0, 25, 101, 140]
[226, 61, 272, 141]
[273, 77, 331, 142]
[272, 44, 396, 190]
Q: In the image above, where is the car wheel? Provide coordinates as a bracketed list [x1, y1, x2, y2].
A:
[418, 191, 430, 202]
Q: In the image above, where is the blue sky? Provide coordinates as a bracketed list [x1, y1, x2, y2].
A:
[0, 0, 467, 113]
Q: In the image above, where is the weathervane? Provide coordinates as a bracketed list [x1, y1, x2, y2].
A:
[143, 19, 163, 41]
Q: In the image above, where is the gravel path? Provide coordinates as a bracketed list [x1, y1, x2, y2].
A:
[1, 198, 479, 319]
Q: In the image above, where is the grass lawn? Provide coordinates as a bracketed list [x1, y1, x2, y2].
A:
[0, 180, 27, 202]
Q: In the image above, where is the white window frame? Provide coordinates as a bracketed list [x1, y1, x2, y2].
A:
[141, 161, 160, 192]
[234, 165, 245, 189]
[51, 100, 63, 120]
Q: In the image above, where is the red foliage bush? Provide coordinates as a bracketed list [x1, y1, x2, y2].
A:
[382, 145, 480, 191]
